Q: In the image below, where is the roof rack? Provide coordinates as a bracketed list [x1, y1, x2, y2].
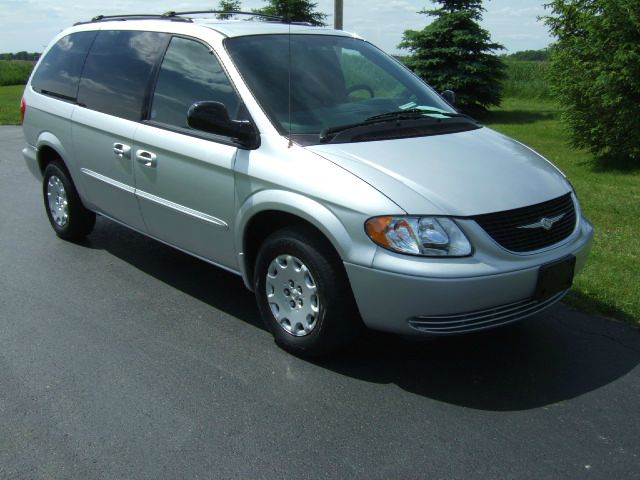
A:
[162, 10, 284, 22]
[74, 14, 189, 26]
[75, 10, 299, 26]
[73, 14, 184, 26]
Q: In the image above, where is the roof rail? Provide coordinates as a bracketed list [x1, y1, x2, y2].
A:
[74, 14, 192, 26]
[162, 10, 284, 22]
[74, 10, 303, 26]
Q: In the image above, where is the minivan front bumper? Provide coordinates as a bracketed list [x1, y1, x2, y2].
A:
[344, 217, 593, 335]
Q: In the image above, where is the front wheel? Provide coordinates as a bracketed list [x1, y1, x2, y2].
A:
[42, 161, 95, 240]
[254, 226, 360, 357]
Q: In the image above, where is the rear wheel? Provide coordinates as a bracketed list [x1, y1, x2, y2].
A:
[254, 226, 360, 357]
[42, 161, 95, 240]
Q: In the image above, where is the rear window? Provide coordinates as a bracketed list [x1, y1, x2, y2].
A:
[77, 30, 169, 121]
[31, 31, 96, 101]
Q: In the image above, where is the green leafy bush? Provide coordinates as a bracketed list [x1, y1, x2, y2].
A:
[544, 0, 640, 162]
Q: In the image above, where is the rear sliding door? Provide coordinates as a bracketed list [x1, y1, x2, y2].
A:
[72, 30, 169, 230]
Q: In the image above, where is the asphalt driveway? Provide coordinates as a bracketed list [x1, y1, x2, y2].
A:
[1, 126, 639, 479]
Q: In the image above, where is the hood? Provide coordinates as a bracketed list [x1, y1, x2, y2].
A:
[307, 127, 571, 216]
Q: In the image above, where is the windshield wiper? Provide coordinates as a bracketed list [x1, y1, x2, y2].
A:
[365, 107, 468, 122]
[319, 108, 473, 143]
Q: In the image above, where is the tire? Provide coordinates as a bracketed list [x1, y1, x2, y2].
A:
[254, 225, 361, 357]
[42, 161, 96, 240]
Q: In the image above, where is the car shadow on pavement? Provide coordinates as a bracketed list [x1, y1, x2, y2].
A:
[81, 218, 639, 412]
[315, 309, 640, 411]
[78, 217, 265, 331]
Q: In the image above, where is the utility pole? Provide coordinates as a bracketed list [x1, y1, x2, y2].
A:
[334, 0, 343, 30]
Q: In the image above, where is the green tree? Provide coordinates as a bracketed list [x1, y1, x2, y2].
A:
[544, 0, 640, 163]
[399, 0, 506, 111]
[216, 0, 242, 20]
[253, 0, 327, 26]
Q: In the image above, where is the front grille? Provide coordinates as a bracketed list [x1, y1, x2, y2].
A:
[473, 193, 576, 252]
[407, 290, 567, 334]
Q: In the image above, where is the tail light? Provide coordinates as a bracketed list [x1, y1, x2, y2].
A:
[21, 97, 26, 125]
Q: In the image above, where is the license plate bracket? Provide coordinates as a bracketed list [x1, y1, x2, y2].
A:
[534, 255, 576, 301]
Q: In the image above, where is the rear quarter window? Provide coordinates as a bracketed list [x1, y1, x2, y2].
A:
[77, 30, 170, 121]
[31, 31, 97, 101]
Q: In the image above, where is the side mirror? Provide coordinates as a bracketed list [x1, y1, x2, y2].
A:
[187, 101, 258, 149]
[441, 90, 456, 106]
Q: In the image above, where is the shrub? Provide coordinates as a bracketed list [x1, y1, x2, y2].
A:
[544, 0, 640, 162]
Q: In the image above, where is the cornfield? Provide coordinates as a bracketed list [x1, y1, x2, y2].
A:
[0, 61, 35, 86]
[502, 60, 551, 99]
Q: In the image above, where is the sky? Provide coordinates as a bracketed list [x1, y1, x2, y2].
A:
[0, 0, 553, 54]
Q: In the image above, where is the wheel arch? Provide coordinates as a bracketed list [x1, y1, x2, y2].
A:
[36, 132, 72, 175]
[235, 190, 356, 290]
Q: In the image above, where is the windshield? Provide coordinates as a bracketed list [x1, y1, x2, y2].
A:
[225, 34, 464, 144]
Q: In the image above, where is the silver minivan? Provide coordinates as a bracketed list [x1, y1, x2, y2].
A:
[22, 12, 593, 355]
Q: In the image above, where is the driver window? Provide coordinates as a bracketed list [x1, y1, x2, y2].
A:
[150, 37, 240, 129]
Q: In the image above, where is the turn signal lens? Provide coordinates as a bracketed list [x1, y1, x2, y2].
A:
[20, 97, 26, 125]
[365, 216, 394, 246]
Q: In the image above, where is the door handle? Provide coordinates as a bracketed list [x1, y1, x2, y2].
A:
[113, 143, 131, 159]
[136, 150, 157, 168]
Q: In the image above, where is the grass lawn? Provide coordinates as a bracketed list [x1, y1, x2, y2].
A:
[0, 84, 24, 125]
[479, 98, 640, 325]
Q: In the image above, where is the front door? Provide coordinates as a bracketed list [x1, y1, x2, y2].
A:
[133, 36, 243, 269]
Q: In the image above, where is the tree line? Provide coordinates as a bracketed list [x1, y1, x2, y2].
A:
[0, 52, 40, 61]
[501, 49, 550, 62]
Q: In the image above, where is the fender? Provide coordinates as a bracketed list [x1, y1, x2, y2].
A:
[234, 189, 378, 289]
[35, 130, 94, 203]
[36, 131, 76, 175]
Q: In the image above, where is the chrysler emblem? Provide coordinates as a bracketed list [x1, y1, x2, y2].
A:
[517, 213, 565, 231]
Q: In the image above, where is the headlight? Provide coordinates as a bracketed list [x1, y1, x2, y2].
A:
[365, 216, 472, 257]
